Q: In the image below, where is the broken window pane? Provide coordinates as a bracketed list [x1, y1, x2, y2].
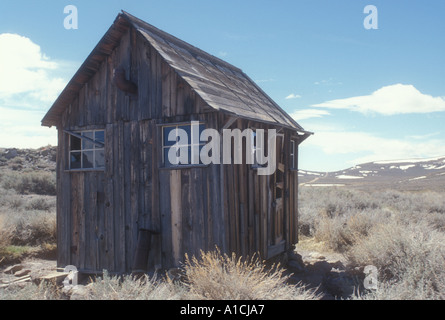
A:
[83, 151, 94, 169]
[82, 131, 94, 150]
[70, 152, 82, 169]
[95, 150, 105, 168]
[70, 134, 81, 151]
[95, 131, 105, 147]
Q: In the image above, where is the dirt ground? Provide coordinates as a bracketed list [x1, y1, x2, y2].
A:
[0, 257, 57, 288]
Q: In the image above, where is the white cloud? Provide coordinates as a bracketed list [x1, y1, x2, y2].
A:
[312, 84, 445, 115]
[285, 93, 301, 100]
[290, 109, 330, 121]
[0, 33, 68, 148]
[314, 78, 343, 86]
[0, 106, 56, 148]
[0, 33, 66, 104]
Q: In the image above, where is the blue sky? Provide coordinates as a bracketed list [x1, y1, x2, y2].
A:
[0, 0, 444, 171]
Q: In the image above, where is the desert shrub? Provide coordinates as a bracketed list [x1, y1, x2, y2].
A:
[348, 222, 445, 299]
[313, 211, 377, 252]
[2, 210, 56, 246]
[2, 171, 56, 195]
[87, 271, 182, 300]
[24, 198, 53, 211]
[298, 187, 382, 238]
[182, 248, 319, 300]
[0, 281, 62, 300]
[8, 197, 24, 210]
[0, 214, 10, 248]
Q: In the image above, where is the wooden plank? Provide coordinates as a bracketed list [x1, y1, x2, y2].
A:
[70, 173, 79, 267]
[104, 123, 115, 271]
[150, 120, 162, 269]
[191, 168, 205, 256]
[159, 169, 172, 268]
[96, 172, 106, 270]
[247, 163, 255, 255]
[123, 122, 133, 272]
[84, 171, 96, 271]
[58, 129, 71, 268]
[161, 59, 171, 118]
[129, 121, 140, 271]
[261, 175, 268, 258]
[181, 170, 191, 259]
[170, 170, 182, 267]
[137, 41, 150, 120]
[115, 120, 126, 272]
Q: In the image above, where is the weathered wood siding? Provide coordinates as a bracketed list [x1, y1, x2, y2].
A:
[56, 26, 299, 273]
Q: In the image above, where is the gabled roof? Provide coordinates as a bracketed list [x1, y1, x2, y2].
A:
[42, 11, 308, 134]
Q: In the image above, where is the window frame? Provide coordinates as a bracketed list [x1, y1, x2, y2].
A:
[160, 122, 207, 169]
[290, 138, 298, 171]
[66, 129, 105, 171]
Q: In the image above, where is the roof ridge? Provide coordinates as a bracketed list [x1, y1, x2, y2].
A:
[120, 11, 242, 73]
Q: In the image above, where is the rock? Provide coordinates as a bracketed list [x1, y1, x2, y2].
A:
[65, 284, 91, 300]
[14, 269, 31, 277]
[288, 260, 305, 273]
[309, 252, 326, 260]
[4, 148, 18, 160]
[4, 264, 23, 274]
[288, 251, 304, 263]
[325, 271, 357, 298]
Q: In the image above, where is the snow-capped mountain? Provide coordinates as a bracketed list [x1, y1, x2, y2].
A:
[299, 156, 445, 190]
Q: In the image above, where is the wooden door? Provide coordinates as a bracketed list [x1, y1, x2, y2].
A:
[267, 134, 286, 258]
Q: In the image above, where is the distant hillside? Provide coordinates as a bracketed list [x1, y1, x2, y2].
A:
[0, 146, 56, 173]
[2, 147, 445, 191]
[299, 156, 445, 191]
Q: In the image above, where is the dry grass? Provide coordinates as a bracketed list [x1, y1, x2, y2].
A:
[0, 180, 56, 265]
[182, 248, 319, 300]
[0, 281, 62, 300]
[299, 186, 445, 300]
[348, 222, 445, 300]
[85, 271, 184, 300]
[1, 171, 56, 196]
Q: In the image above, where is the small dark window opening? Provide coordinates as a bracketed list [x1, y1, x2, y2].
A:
[69, 130, 105, 170]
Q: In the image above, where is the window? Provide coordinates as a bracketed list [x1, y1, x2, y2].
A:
[251, 130, 268, 168]
[162, 122, 205, 167]
[69, 130, 105, 170]
[290, 139, 297, 170]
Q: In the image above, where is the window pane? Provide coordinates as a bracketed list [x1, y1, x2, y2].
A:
[70, 134, 81, 151]
[83, 151, 94, 169]
[163, 126, 177, 147]
[164, 147, 174, 167]
[94, 131, 105, 148]
[70, 152, 82, 169]
[178, 125, 191, 145]
[95, 150, 105, 168]
[82, 131, 94, 150]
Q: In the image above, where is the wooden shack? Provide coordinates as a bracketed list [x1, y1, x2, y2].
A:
[41, 11, 312, 274]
